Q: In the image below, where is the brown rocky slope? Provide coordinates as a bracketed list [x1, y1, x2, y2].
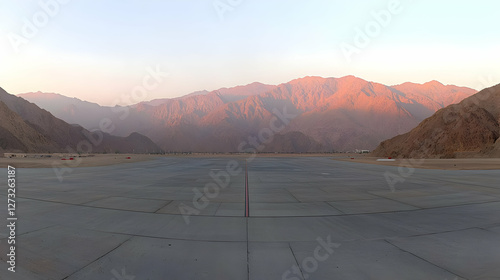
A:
[0, 100, 59, 153]
[0, 87, 162, 154]
[372, 84, 500, 158]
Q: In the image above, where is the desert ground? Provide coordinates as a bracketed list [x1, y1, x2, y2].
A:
[0, 153, 161, 168]
[1, 156, 500, 279]
[334, 154, 500, 170]
[1, 153, 500, 170]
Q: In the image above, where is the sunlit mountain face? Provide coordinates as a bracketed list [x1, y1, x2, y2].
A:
[19, 76, 476, 153]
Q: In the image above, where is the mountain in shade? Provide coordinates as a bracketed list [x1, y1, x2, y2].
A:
[17, 91, 115, 130]
[372, 84, 500, 158]
[0, 88, 162, 154]
[0, 100, 58, 154]
[19, 76, 477, 152]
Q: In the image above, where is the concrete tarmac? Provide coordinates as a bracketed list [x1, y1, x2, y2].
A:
[1, 157, 500, 279]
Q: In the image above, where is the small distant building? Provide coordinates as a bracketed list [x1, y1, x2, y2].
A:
[354, 149, 370, 154]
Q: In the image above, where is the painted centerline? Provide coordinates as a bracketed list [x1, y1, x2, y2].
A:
[245, 159, 250, 217]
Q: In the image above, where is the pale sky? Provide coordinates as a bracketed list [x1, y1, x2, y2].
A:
[1, 0, 499, 105]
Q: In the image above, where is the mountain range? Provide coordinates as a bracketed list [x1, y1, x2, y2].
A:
[0, 87, 161, 154]
[18, 76, 476, 153]
[18, 76, 477, 152]
[373, 84, 500, 158]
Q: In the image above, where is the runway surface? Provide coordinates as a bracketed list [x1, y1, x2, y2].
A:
[1, 157, 500, 279]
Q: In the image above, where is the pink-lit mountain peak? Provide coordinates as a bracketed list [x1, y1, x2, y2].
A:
[286, 76, 390, 96]
[423, 80, 445, 87]
[392, 80, 477, 108]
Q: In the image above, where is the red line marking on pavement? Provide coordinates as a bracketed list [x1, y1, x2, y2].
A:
[245, 160, 250, 217]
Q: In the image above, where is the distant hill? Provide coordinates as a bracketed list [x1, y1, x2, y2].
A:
[0, 88, 162, 154]
[17, 91, 114, 130]
[0, 100, 58, 153]
[19, 76, 477, 152]
[137, 82, 276, 106]
[372, 84, 500, 158]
